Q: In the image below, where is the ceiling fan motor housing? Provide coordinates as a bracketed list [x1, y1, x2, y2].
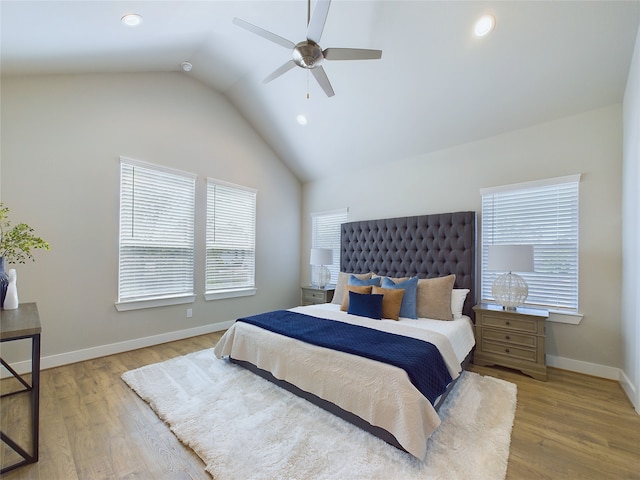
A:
[293, 41, 324, 69]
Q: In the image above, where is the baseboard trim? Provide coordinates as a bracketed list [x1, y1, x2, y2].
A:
[546, 354, 620, 380]
[2, 321, 234, 377]
[619, 369, 639, 414]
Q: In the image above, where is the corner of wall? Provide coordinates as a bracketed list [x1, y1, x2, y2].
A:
[621, 22, 640, 413]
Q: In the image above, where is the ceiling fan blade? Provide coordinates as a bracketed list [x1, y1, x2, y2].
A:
[306, 0, 331, 44]
[233, 17, 295, 50]
[323, 48, 383, 61]
[263, 60, 297, 84]
[311, 66, 335, 97]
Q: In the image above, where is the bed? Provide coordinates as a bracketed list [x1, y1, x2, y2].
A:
[214, 211, 476, 460]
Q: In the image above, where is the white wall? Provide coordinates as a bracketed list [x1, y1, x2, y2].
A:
[302, 105, 623, 376]
[0, 72, 301, 367]
[622, 26, 640, 411]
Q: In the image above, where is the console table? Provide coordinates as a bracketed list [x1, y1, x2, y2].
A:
[1, 303, 41, 474]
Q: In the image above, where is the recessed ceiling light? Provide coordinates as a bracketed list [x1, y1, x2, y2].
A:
[474, 15, 495, 37]
[121, 14, 143, 27]
[296, 114, 308, 126]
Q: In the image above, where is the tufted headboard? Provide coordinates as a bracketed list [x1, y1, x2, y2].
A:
[340, 211, 476, 320]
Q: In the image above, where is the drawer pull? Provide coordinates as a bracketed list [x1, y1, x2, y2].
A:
[505, 348, 510, 353]
[505, 321, 510, 326]
[505, 335, 511, 340]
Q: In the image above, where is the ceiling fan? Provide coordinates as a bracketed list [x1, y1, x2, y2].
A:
[233, 0, 382, 97]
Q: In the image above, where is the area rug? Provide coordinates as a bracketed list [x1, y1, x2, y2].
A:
[122, 349, 517, 480]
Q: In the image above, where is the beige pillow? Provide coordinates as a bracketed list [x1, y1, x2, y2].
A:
[332, 272, 373, 305]
[416, 274, 456, 320]
[372, 274, 409, 284]
[340, 285, 373, 311]
[372, 286, 405, 320]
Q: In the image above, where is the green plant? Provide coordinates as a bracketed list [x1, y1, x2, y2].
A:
[0, 203, 50, 264]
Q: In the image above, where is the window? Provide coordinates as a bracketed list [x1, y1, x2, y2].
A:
[117, 158, 196, 310]
[205, 179, 257, 300]
[311, 208, 348, 285]
[480, 175, 580, 313]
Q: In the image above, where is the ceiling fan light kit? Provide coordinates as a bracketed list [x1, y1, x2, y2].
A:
[233, 0, 382, 97]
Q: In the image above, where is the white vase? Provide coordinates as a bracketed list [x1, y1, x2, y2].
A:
[4, 268, 19, 310]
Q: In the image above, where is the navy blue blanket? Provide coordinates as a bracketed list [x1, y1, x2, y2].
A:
[236, 310, 452, 405]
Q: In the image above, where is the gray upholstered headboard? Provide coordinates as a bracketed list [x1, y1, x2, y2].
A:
[340, 211, 476, 320]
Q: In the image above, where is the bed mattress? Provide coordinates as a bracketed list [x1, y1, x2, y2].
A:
[214, 303, 475, 459]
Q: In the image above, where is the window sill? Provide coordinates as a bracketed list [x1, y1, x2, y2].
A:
[205, 288, 257, 301]
[115, 294, 196, 312]
[548, 310, 583, 325]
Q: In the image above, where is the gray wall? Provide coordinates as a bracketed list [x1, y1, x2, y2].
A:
[302, 104, 623, 378]
[1, 66, 634, 395]
[1, 72, 301, 366]
[622, 26, 640, 412]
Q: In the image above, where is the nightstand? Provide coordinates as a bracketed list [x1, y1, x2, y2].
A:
[473, 303, 549, 381]
[301, 286, 335, 306]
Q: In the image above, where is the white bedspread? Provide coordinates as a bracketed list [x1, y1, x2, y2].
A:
[213, 304, 475, 460]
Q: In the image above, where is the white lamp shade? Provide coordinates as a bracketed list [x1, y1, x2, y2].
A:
[487, 245, 534, 272]
[310, 248, 333, 266]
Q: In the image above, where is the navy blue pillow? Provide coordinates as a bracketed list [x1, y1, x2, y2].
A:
[347, 291, 384, 319]
[348, 275, 381, 287]
[381, 276, 419, 319]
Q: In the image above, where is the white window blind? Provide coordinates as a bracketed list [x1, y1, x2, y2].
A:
[206, 179, 256, 295]
[480, 175, 580, 312]
[118, 158, 196, 304]
[311, 208, 348, 285]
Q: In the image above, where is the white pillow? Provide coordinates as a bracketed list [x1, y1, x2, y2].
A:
[451, 288, 470, 319]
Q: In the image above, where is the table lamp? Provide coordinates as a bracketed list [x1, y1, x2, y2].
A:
[487, 244, 534, 310]
[310, 248, 333, 288]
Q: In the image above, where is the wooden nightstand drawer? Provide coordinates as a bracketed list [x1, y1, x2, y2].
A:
[480, 314, 539, 334]
[482, 328, 537, 348]
[482, 340, 537, 362]
[301, 287, 335, 306]
[304, 290, 327, 301]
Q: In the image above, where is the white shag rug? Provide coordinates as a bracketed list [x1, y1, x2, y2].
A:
[122, 349, 516, 480]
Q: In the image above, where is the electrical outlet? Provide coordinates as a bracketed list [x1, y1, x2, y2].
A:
[187, 308, 193, 318]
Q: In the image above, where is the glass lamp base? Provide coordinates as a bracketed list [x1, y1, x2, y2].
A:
[492, 272, 528, 309]
[313, 266, 331, 289]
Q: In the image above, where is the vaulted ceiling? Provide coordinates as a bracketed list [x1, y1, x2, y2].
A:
[2, 1, 639, 182]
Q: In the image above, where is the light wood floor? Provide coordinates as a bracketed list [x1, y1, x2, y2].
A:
[2, 332, 639, 479]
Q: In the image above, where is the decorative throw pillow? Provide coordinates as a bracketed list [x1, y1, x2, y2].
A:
[451, 288, 470, 319]
[416, 274, 456, 321]
[347, 291, 383, 320]
[332, 272, 373, 305]
[348, 275, 382, 287]
[373, 274, 409, 284]
[381, 276, 418, 319]
[372, 286, 405, 320]
[341, 285, 373, 311]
